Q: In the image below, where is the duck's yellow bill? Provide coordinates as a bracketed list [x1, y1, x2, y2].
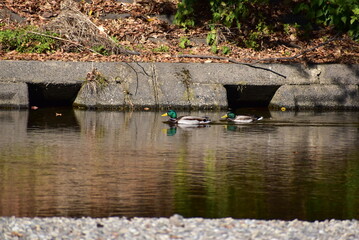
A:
[161, 113, 168, 116]
[221, 114, 228, 118]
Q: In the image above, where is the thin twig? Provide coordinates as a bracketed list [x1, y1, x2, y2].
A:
[123, 62, 140, 96]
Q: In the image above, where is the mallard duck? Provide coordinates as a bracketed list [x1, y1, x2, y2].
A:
[162, 110, 211, 125]
[221, 112, 263, 123]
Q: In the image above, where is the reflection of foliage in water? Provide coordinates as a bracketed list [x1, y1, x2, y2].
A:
[172, 126, 359, 220]
[174, 148, 191, 216]
[343, 150, 359, 219]
[1, 110, 359, 219]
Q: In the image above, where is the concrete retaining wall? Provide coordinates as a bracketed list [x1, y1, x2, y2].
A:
[0, 61, 358, 110]
[0, 82, 28, 108]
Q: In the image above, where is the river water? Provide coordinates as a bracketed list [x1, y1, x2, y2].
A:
[0, 108, 358, 221]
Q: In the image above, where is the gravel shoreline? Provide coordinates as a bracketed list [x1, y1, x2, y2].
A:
[1, 215, 358, 240]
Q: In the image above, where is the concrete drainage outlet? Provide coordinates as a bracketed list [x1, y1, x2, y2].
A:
[224, 85, 281, 109]
[28, 83, 82, 107]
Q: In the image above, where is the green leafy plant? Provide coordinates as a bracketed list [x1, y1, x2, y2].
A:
[110, 36, 119, 44]
[244, 31, 260, 50]
[208, 0, 268, 49]
[221, 45, 230, 54]
[175, 0, 270, 49]
[349, 8, 359, 38]
[283, 51, 291, 56]
[135, 44, 146, 50]
[283, 23, 300, 36]
[175, 0, 358, 50]
[179, 37, 191, 49]
[152, 45, 170, 52]
[206, 26, 217, 46]
[296, 0, 359, 39]
[174, 0, 195, 29]
[243, 22, 271, 50]
[209, 0, 261, 29]
[0, 26, 59, 53]
[210, 44, 218, 54]
[92, 45, 109, 55]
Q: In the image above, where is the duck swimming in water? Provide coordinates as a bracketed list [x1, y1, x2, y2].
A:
[162, 110, 211, 125]
[221, 112, 263, 123]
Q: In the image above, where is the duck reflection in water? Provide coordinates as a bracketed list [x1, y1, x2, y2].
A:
[163, 124, 210, 136]
[225, 124, 239, 132]
[164, 126, 177, 136]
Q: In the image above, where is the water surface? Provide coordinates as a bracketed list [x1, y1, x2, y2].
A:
[0, 108, 358, 221]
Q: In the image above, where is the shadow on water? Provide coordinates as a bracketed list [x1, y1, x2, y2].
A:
[27, 107, 80, 130]
[0, 108, 358, 220]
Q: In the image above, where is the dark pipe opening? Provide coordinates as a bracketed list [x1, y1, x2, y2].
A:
[224, 85, 280, 109]
[28, 83, 82, 107]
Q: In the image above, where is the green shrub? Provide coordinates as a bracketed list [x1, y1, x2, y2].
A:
[209, 0, 268, 29]
[174, 0, 270, 50]
[174, 0, 195, 28]
[296, 0, 359, 39]
[174, 0, 358, 50]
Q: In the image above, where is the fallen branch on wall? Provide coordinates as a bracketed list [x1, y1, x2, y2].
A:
[175, 35, 341, 79]
[175, 54, 287, 78]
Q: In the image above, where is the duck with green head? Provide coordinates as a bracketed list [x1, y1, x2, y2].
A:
[221, 112, 263, 123]
[162, 110, 211, 125]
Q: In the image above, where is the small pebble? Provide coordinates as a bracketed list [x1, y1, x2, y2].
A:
[169, 214, 185, 227]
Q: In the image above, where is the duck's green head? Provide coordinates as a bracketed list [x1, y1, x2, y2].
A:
[221, 112, 236, 119]
[162, 109, 177, 118]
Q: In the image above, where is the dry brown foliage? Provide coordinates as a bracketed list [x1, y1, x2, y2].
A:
[41, 0, 138, 55]
[1, 0, 358, 63]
